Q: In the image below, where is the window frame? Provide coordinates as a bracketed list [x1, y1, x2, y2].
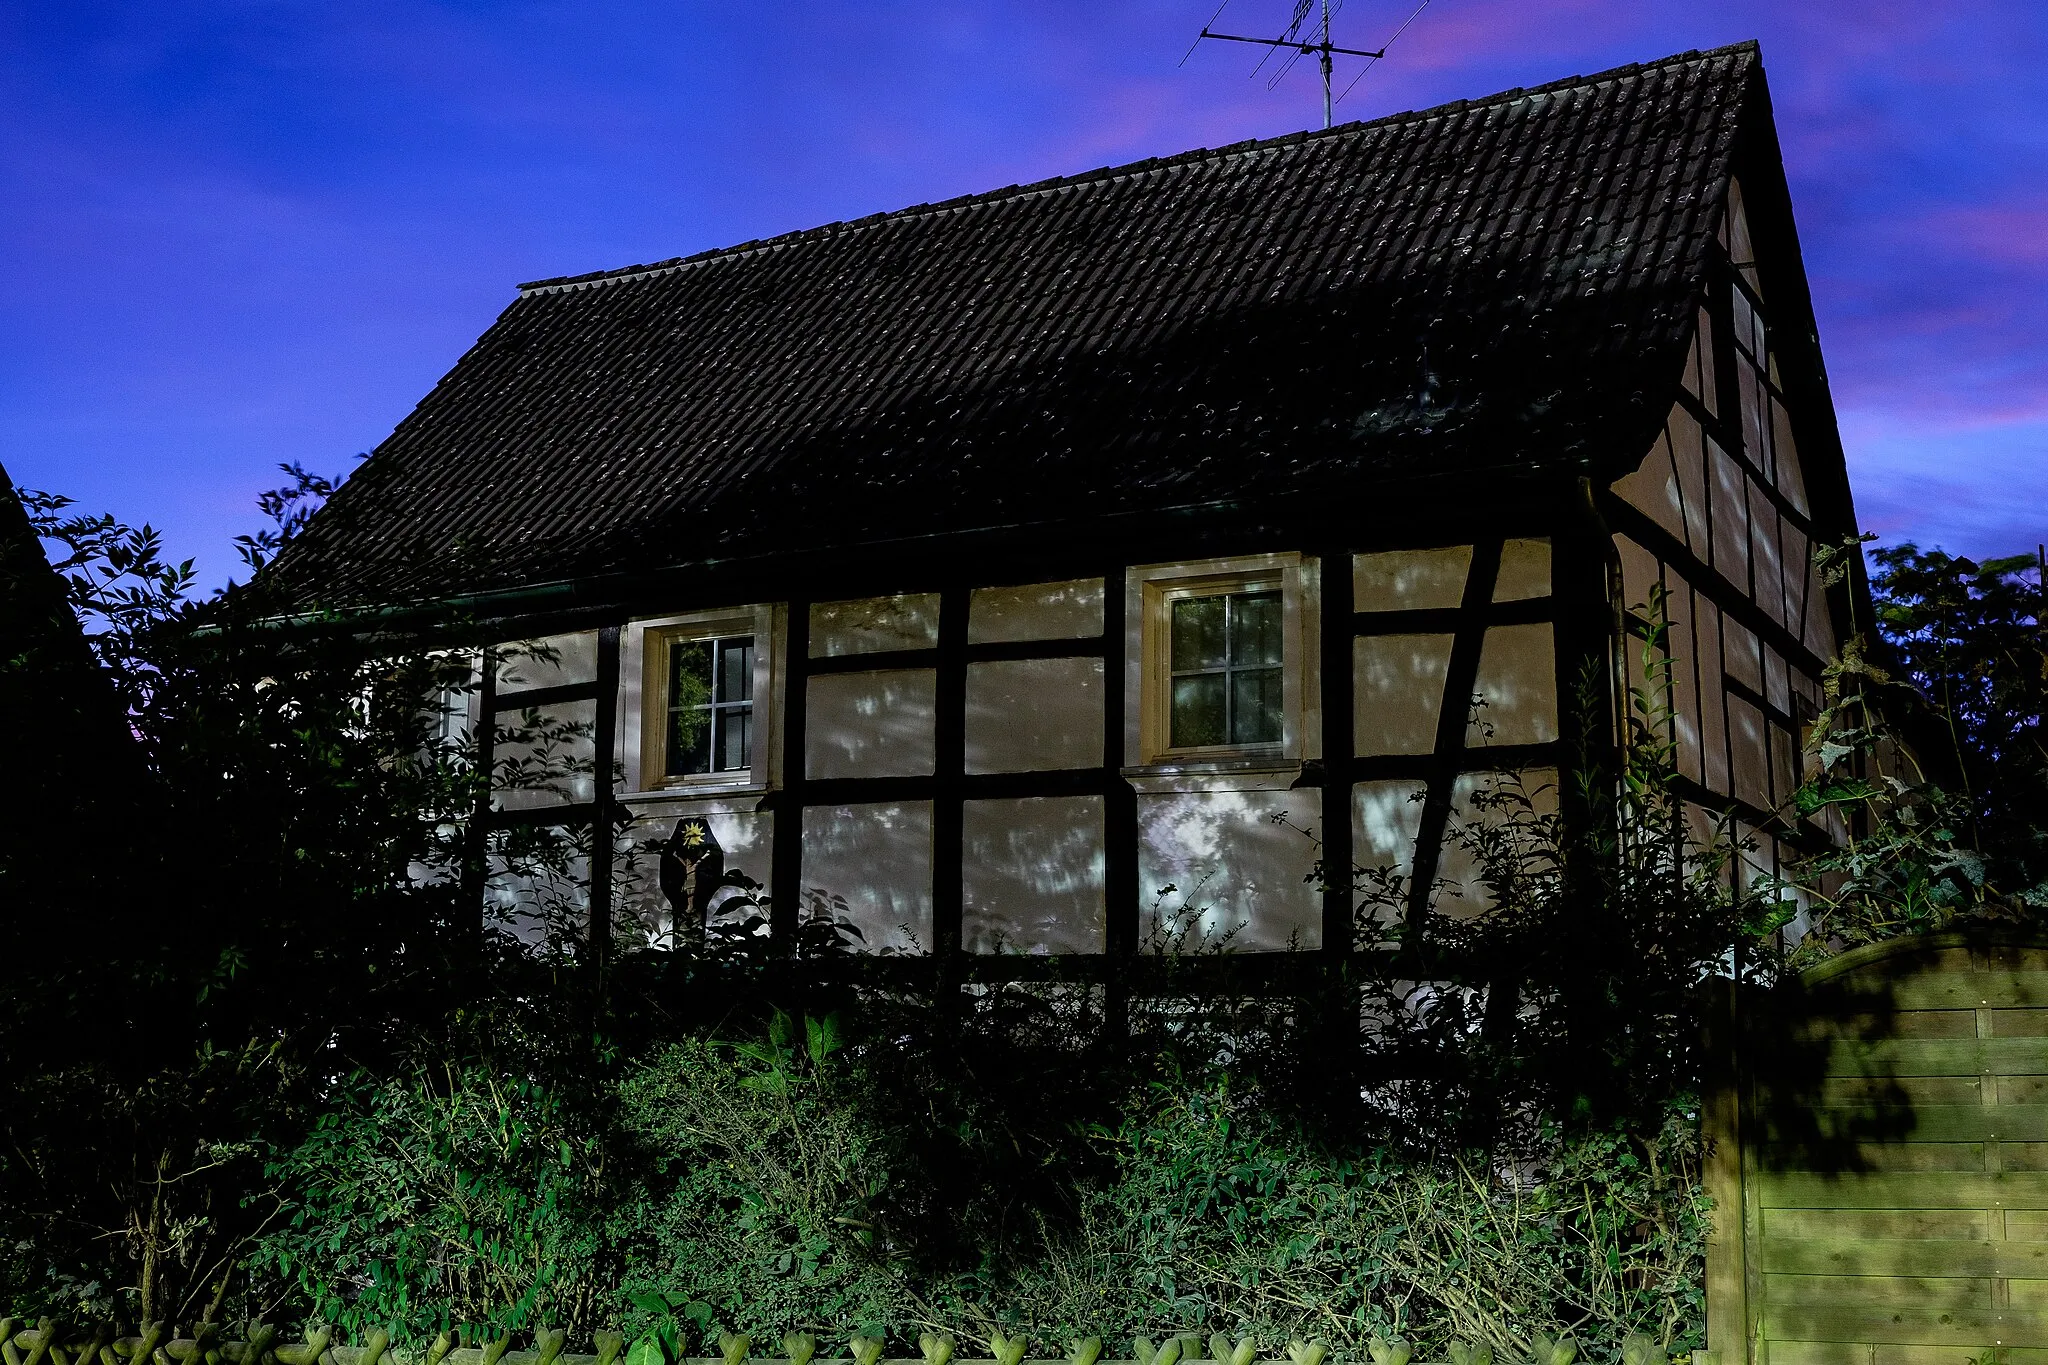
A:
[621, 604, 779, 797]
[1129, 554, 1316, 771]
[1164, 587, 1286, 750]
[663, 633, 757, 781]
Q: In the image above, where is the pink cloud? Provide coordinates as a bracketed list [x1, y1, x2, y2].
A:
[1914, 201, 2048, 267]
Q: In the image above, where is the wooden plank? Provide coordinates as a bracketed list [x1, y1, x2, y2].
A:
[1755, 1345, 1867, 1365]
[1802, 941, 1981, 987]
[1792, 1010, 1980, 1041]
[1758, 1237, 2048, 1277]
[1821, 1075, 1985, 1106]
[1822, 1037, 2048, 1077]
[1762, 1272, 1990, 1308]
[1763, 1207, 1990, 1240]
[1760, 1142, 1984, 1173]
[1770, 1345, 2048, 1365]
[1756, 1170, 2048, 1208]
[1875, 1348, 2048, 1365]
[1772, 1105, 2048, 1143]
[1996, 1010, 2048, 1038]
[1761, 1345, 2048, 1365]
[1875, 1342, 2048, 1365]
[1751, 948, 2048, 1364]
[1760, 1303, 2048, 1346]
[1823, 972, 2048, 1011]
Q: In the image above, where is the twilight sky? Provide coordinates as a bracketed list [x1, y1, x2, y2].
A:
[4, 1, 2045, 585]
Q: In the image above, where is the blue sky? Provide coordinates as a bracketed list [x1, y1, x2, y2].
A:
[4, 1, 2045, 584]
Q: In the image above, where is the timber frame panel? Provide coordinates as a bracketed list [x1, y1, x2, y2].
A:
[459, 500, 1600, 998]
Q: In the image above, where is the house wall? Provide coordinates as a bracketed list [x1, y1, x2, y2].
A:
[476, 633, 607, 942]
[1608, 179, 1850, 919]
[472, 539, 1567, 955]
[466, 181, 1855, 960]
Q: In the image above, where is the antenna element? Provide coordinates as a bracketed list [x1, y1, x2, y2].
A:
[1194, 0, 1383, 129]
[1188, 0, 1437, 129]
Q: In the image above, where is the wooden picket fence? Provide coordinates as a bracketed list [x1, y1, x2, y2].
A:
[0, 1321, 1596, 1365]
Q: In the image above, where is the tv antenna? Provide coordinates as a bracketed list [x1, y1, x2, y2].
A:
[1184, 0, 1435, 129]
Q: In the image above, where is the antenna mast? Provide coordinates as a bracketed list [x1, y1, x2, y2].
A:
[1319, 0, 1332, 129]
[1193, 0, 1384, 130]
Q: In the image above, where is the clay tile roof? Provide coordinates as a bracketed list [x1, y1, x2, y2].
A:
[268, 42, 1761, 609]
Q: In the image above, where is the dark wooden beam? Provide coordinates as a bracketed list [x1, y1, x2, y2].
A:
[588, 624, 621, 970]
[1102, 564, 1137, 1037]
[933, 586, 970, 982]
[771, 599, 812, 950]
[463, 646, 497, 944]
[1404, 538, 1505, 930]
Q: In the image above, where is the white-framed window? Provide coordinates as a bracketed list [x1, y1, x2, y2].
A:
[662, 634, 755, 778]
[1127, 554, 1316, 770]
[1166, 586, 1284, 748]
[621, 604, 779, 796]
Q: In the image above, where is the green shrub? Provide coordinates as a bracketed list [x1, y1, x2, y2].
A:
[251, 1010, 1705, 1358]
[608, 1021, 907, 1339]
[251, 1062, 611, 1338]
[1033, 1084, 1707, 1355]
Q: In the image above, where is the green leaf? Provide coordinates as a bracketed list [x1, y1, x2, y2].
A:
[806, 1012, 844, 1065]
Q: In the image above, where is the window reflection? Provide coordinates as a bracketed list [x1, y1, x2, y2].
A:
[666, 635, 754, 777]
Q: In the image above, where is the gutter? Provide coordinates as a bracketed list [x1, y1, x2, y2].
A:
[245, 455, 1597, 640]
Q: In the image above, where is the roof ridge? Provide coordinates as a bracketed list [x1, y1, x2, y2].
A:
[516, 41, 1759, 296]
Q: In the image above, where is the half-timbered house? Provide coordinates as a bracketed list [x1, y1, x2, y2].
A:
[264, 41, 1866, 970]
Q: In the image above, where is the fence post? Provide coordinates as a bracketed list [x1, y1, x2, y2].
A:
[1702, 973, 1747, 1365]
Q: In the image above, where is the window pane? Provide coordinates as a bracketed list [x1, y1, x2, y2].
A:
[669, 639, 711, 709]
[668, 705, 711, 777]
[1231, 667, 1283, 744]
[1231, 591, 1282, 666]
[1171, 674, 1227, 748]
[1171, 597, 1226, 671]
[667, 641, 713, 776]
[715, 706, 751, 773]
[718, 637, 753, 704]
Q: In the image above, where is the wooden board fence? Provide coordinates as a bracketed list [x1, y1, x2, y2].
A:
[1705, 930, 2048, 1365]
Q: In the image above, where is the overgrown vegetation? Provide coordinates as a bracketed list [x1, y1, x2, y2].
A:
[1, 468, 487, 1327]
[243, 1000, 1709, 1356]
[1784, 540, 2047, 960]
[4, 473, 2039, 1359]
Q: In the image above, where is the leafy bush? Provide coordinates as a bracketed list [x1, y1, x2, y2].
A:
[1865, 543, 2047, 898]
[252, 1062, 611, 1338]
[609, 1019, 904, 1338]
[1, 472, 490, 1325]
[246, 1006, 1706, 1357]
[1783, 539, 2048, 960]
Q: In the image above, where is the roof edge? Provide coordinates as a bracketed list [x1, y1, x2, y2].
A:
[516, 40, 1761, 297]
